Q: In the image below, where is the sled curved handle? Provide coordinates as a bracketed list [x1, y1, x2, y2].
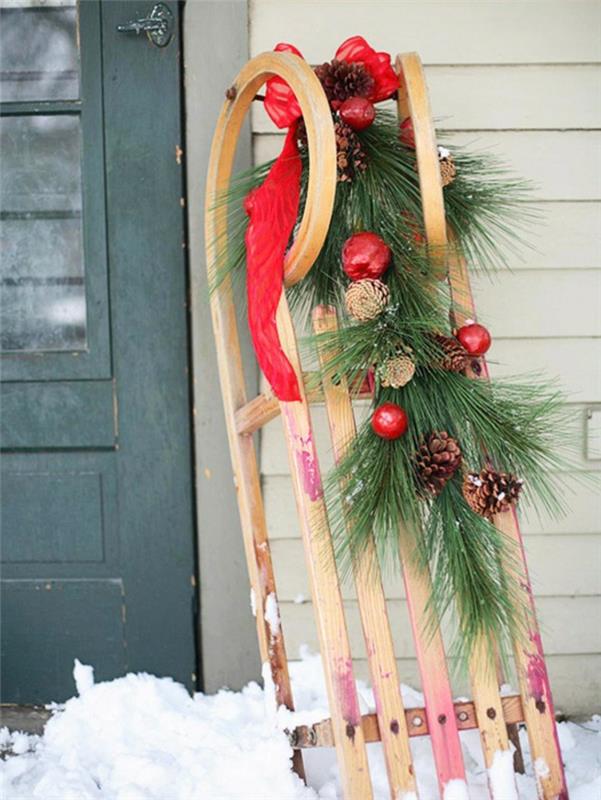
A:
[204, 51, 337, 288]
[396, 52, 448, 279]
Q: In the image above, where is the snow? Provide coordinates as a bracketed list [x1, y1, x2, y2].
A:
[442, 779, 469, 800]
[264, 593, 281, 637]
[534, 756, 550, 780]
[293, 594, 307, 605]
[1, 651, 600, 800]
[73, 659, 95, 696]
[488, 749, 518, 800]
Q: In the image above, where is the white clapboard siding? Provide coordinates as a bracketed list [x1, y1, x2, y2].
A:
[261, 403, 600, 476]
[264, 473, 601, 538]
[278, 596, 601, 660]
[263, 475, 601, 540]
[254, 131, 601, 200]
[250, 1, 601, 65]
[252, 65, 601, 132]
[249, 0, 601, 714]
[490, 339, 601, 403]
[499, 204, 601, 270]
[471, 270, 601, 337]
[271, 535, 601, 600]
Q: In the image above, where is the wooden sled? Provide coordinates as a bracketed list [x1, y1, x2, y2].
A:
[205, 51, 568, 800]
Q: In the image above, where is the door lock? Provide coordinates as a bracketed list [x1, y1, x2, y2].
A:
[117, 3, 174, 48]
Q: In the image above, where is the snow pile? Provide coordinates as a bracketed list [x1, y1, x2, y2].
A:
[1, 649, 600, 799]
[0, 663, 313, 800]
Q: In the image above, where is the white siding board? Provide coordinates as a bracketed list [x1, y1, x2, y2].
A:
[262, 403, 600, 477]
[488, 339, 601, 403]
[526, 535, 601, 596]
[252, 65, 601, 132]
[471, 270, 601, 338]
[271, 535, 601, 600]
[264, 473, 601, 536]
[279, 596, 601, 658]
[520, 476, 601, 534]
[254, 131, 601, 201]
[508, 203, 601, 271]
[250, 1, 601, 65]
[447, 131, 601, 202]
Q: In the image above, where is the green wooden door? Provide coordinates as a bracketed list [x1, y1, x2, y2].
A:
[0, 0, 197, 702]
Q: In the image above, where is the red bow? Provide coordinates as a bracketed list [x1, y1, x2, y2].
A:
[244, 37, 397, 402]
[264, 37, 398, 128]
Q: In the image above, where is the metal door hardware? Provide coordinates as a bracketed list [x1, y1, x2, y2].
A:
[117, 3, 173, 48]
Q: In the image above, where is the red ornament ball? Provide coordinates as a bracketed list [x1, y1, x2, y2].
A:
[456, 322, 492, 356]
[342, 232, 391, 281]
[339, 96, 376, 130]
[371, 403, 409, 440]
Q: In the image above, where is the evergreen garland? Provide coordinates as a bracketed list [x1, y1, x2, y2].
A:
[209, 88, 575, 664]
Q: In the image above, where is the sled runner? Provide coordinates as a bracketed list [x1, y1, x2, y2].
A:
[204, 50, 568, 800]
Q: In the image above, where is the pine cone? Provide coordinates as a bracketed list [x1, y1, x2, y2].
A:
[463, 469, 523, 519]
[432, 334, 469, 373]
[298, 119, 367, 183]
[314, 59, 375, 106]
[378, 353, 415, 388]
[345, 279, 389, 321]
[438, 146, 456, 187]
[416, 432, 462, 495]
[335, 120, 367, 183]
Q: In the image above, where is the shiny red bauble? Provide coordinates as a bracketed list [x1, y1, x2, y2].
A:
[339, 96, 376, 130]
[371, 403, 409, 440]
[399, 117, 415, 148]
[456, 322, 492, 356]
[342, 232, 391, 281]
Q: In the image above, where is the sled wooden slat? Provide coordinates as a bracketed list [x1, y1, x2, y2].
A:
[397, 530, 468, 792]
[205, 51, 345, 782]
[396, 51, 523, 797]
[235, 392, 281, 436]
[448, 246, 569, 800]
[235, 378, 373, 436]
[313, 305, 417, 800]
[276, 296, 374, 800]
[467, 642, 516, 792]
[204, 54, 307, 779]
[290, 693, 525, 748]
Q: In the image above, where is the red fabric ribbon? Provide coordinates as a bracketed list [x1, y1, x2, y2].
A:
[244, 124, 302, 402]
[243, 36, 397, 401]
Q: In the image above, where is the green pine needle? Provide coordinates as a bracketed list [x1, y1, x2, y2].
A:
[209, 102, 575, 666]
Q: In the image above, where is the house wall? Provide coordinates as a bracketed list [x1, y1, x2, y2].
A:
[249, 0, 601, 714]
[184, 0, 261, 693]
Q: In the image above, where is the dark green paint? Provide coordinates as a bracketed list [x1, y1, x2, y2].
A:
[3, 472, 105, 562]
[1, 580, 127, 703]
[1, 1, 197, 702]
[1, 380, 115, 449]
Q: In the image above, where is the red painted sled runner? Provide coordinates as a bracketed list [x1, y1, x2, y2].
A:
[204, 50, 568, 800]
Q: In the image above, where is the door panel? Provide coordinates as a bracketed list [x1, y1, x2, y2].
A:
[1, 1, 197, 702]
[1, 380, 116, 449]
[1, 579, 127, 703]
